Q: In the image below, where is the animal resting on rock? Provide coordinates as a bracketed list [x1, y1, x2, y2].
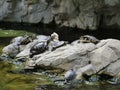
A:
[29, 32, 67, 58]
[79, 35, 99, 44]
[29, 41, 49, 58]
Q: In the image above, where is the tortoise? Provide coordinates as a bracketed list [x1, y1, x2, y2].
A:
[48, 32, 68, 51]
[29, 41, 49, 58]
[79, 35, 99, 44]
[29, 35, 51, 58]
[20, 34, 36, 45]
[29, 33, 67, 58]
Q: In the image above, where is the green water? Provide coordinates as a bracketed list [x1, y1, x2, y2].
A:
[0, 29, 120, 90]
[0, 61, 53, 90]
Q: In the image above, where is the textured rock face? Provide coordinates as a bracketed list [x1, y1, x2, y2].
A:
[2, 35, 120, 77]
[2, 43, 20, 58]
[16, 39, 120, 77]
[0, 0, 120, 29]
[35, 43, 96, 70]
[89, 39, 120, 75]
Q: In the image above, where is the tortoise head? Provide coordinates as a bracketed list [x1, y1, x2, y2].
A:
[51, 32, 59, 41]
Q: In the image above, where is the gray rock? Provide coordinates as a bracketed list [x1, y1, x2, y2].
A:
[103, 59, 120, 76]
[16, 35, 50, 58]
[76, 64, 95, 76]
[105, 0, 119, 6]
[0, 0, 120, 29]
[15, 38, 120, 77]
[16, 39, 38, 58]
[11, 36, 24, 45]
[89, 45, 118, 73]
[32, 43, 96, 70]
[0, 0, 11, 20]
[1, 43, 20, 58]
[89, 39, 120, 75]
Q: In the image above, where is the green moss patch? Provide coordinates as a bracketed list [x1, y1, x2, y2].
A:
[0, 29, 36, 37]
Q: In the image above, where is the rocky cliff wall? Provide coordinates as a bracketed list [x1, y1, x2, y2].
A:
[0, 0, 120, 30]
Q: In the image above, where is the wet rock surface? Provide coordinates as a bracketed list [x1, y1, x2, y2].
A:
[0, 0, 120, 29]
[36, 85, 64, 90]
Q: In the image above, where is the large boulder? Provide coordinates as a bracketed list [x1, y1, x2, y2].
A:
[89, 39, 120, 76]
[31, 43, 96, 70]
[23, 39, 120, 77]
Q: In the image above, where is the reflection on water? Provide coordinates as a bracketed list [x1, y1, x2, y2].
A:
[0, 61, 53, 90]
[0, 29, 120, 90]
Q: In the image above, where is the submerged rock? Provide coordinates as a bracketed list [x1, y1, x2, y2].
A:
[107, 77, 120, 84]
[36, 85, 64, 90]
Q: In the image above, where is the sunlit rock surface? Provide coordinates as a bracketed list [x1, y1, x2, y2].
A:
[34, 43, 96, 69]
[0, 0, 120, 29]
[19, 39, 120, 77]
[1, 33, 120, 78]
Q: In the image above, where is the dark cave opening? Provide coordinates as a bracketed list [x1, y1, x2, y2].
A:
[0, 21, 120, 43]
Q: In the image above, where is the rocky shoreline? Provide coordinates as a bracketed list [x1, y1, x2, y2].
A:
[1, 33, 120, 85]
